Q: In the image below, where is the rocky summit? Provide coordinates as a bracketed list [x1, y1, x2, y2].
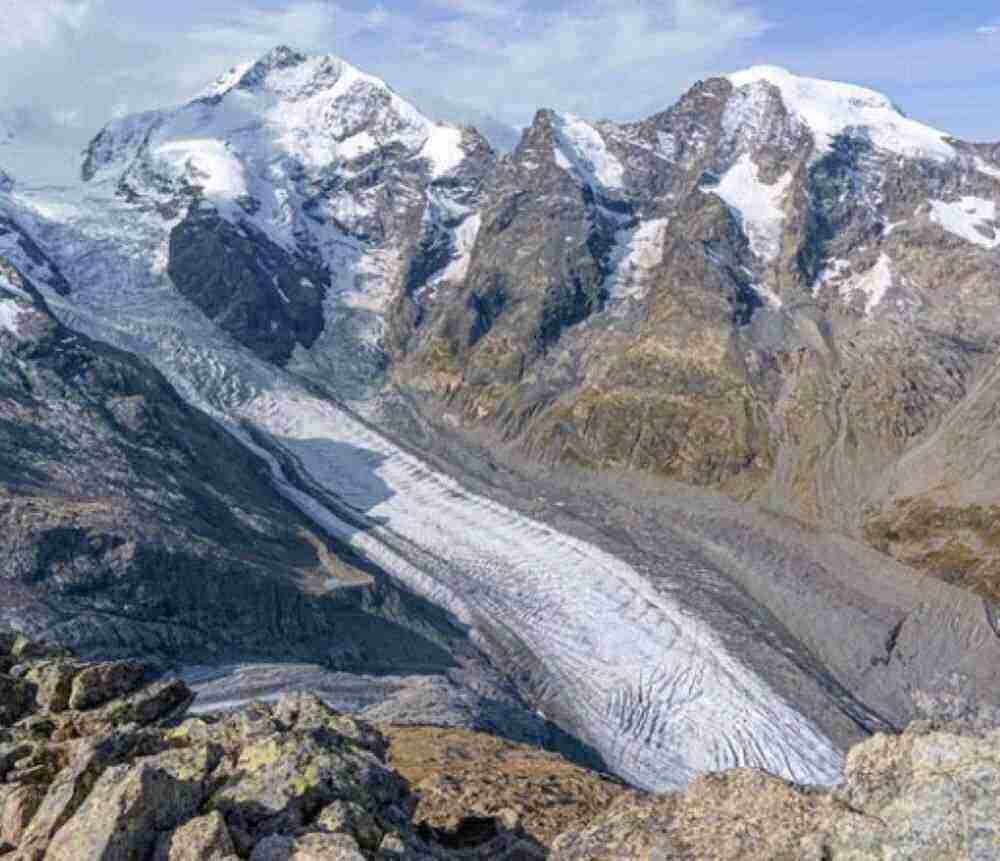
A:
[1, 636, 997, 860]
[390, 67, 1000, 606]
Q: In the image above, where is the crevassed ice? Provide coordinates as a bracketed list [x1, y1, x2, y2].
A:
[929, 197, 999, 249]
[709, 153, 791, 263]
[727, 66, 955, 162]
[2, 184, 846, 793]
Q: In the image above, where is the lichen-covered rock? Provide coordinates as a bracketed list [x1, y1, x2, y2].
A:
[22, 661, 82, 713]
[14, 734, 135, 861]
[67, 660, 147, 710]
[208, 701, 409, 852]
[827, 722, 1000, 859]
[43, 746, 212, 860]
[314, 799, 384, 851]
[0, 783, 45, 846]
[249, 832, 367, 860]
[154, 810, 238, 861]
[550, 722, 1000, 860]
[0, 638, 547, 859]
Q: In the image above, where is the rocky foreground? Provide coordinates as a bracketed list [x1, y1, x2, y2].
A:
[1, 635, 997, 860]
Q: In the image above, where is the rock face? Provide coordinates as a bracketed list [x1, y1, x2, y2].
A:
[551, 720, 1000, 860]
[390, 67, 1000, 604]
[0, 636, 545, 860]
[80, 45, 495, 396]
[0, 254, 472, 675]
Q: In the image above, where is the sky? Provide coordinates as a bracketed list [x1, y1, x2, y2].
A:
[0, 0, 998, 180]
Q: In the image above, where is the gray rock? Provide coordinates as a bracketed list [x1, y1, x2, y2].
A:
[67, 660, 146, 710]
[550, 722, 1000, 859]
[44, 746, 213, 860]
[22, 660, 81, 712]
[154, 810, 238, 860]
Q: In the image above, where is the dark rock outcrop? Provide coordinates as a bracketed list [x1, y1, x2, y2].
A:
[0, 256, 464, 672]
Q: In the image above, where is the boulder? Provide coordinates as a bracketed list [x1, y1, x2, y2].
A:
[23, 660, 82, 712]
[43, 745, 214, 860]
[68, 660, 147, 710]
[153, 810, 238, 860]
[0, 784, 45, 846]
[550, 722, 1000, 859]
[249, 832, 366, 860]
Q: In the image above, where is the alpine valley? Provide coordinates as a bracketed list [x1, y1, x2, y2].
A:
[1, 46, 999, 857]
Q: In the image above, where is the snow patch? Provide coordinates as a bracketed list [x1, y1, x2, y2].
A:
[551, 113, 625, 190]
[437, 213, 482, 285]
[153, 139, 248, 199]
[843, 253, 894, 314]
[812, 257, 850, 292]
[726, 66, 955, 162]
[197, 60, 257, 100]
[0, 297, 25, 334]
[709, 154, 792, 262]
[929, 196, 999, 249]
[421, 125, 466, 178]
[975, 158, 1000, 181]
[605, 218, 669, 308]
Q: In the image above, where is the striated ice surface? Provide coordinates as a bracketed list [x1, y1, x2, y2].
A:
[0, 180, 854, 791]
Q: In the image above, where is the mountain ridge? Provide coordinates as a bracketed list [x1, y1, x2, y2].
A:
[1, 47, 999, 796]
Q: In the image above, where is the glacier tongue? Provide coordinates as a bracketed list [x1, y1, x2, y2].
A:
[1, 179, 852, 792]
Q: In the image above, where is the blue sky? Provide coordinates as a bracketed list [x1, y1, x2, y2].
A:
[1, 0, 998, 158]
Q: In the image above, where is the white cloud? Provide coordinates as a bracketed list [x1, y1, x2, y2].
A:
[366, 4, 389, 27]
[0, 0, 99, 53]
[0, 0, 768, 181]
[428, 0, 518, 20]
[977, 25, 998, 35]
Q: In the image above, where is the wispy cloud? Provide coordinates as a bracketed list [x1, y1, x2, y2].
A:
[427, 0, 517, 20]
[0, 0, 100, 54]
[0, 0, 770, 175]
[977, 24, 998, 35]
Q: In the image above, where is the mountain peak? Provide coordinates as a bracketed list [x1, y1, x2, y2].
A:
[198, 46, 347, 101]
[723, 65, 955, 161]
[259, 44, 307, 68]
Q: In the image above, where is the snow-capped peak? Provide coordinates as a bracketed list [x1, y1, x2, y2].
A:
[85, 47, 471, 195]
[726, 65, 955, 162]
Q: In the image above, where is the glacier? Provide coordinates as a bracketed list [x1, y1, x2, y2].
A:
[5, 52, 997, 795]
[0, 179, 855, 791]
